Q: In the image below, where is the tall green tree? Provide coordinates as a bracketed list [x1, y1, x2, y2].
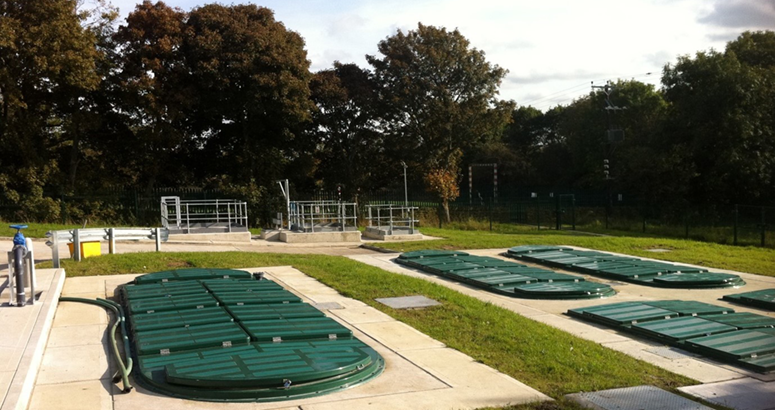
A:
[309, 63, 387, 198]
[0, 0, 101, 220]
[184, 4, 314, 187]
[367, 23, 513, 219]
[662, 31, 775, 205]
[112, 1, 191, 189]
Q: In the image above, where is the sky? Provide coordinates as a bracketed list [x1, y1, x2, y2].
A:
[106, 0, 775, 111]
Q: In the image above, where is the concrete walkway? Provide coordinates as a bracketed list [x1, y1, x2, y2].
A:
[24, 267, 548, 410]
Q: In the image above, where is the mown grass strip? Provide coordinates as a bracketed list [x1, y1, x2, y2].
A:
[381, 227, 775, 277]
[52, 251, 695, 400]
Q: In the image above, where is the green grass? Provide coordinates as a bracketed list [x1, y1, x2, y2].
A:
[385, 227, 775, 277]
[0, 221, 84, 238]
[51, 251, 696, 401]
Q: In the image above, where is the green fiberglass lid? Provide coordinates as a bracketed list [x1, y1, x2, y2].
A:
[398, 250, 469, 259]
[134, 268, 253, 284]
[123, 273, 384, 401]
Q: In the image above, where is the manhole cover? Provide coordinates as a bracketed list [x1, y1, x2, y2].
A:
[567, 385, 712, 410]
[375, 295, 440, 309]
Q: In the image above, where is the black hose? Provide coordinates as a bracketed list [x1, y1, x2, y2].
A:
[59, 297, 133, 392]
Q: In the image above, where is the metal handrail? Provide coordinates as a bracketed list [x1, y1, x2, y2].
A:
[161, 197, 248, 232]
[289, 201, 358, 233]
[45, 227, 168, 268]
[366, 204, 419, 234]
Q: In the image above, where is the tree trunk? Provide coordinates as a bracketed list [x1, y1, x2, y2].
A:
[442, 200, 451, 222]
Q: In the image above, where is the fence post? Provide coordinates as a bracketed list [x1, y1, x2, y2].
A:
[133, 190, 139, 225]
[488, 198, 493, 231]
[642, 217, 646, 233]
[685, 216, 689, 239]
[51, 231, 60, 269]
[733, 205, 738, 246]
[537, 200, 541, 230]
[73, 229, 81, 262]
[109, 228, 116, 254]
[555, 196, 560, 231]
[572, 197, 576, 230]
[761, 207, 766, 247]
[155, 228, 161, 252]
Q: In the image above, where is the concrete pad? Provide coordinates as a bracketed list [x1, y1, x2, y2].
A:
[52, 300, 108, 327]
[357, 321, 445, 351]
[329, 306, 393, 324]
[567, 385, 712, 410]
[375, 295, 440, 309]
[679, 378, 775, 410]
[62, 277, 107, 296]
[0, 372, 13, 400]
[28, 379, 115, 410]
[46, 325, 106, 348]
[168, 231, 251, 243]
[280, 230, 361, 243]
[35, 345, 110, 384]
[600, 340, 746, 383]
[400, 347, 547, 398]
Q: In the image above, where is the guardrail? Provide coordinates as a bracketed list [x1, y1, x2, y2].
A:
[289, 201, 357, 232]
[366, 204, 419, 234]
[46, 228, 168, 268]
[161, 197, 248, 233]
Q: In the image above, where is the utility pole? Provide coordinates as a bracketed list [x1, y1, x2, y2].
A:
[591, 81, 626, 229]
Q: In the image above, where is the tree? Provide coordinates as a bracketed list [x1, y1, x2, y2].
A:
[0, 0, 101, 220]
[112, 1, 191, 190]
[184, 4, 314, 187]
[662, 31, 775, 205]
[424, 150, 462, 222]
[367, 23, 513, 220]
[309, 63, 387, 198]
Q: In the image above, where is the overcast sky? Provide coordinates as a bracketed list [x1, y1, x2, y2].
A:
[107, 0, 775, 111]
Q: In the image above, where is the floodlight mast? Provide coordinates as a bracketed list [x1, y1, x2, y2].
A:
[400, 161, 408, 207]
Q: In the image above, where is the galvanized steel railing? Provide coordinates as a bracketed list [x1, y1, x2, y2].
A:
[366, 204, 419, 235]
[160, 197, 248, 232]
[289, 201, 357, 232]
[46, 228, 168, 268]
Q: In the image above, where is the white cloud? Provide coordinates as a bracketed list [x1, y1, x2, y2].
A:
[107, 0, 766, 108]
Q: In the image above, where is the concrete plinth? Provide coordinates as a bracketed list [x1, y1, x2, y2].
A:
[258, 229, 281, 241]
[363, 227, 423, 241]
[280, 230, 361, 243]
[167, 231, 251, 243]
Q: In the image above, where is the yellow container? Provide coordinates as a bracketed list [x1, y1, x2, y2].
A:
[67, 241, 102, 258]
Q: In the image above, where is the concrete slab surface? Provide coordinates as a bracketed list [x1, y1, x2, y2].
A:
[0, 268, 65, 410]
[679, 378, 775, 410]
[567, 385, 713, 410]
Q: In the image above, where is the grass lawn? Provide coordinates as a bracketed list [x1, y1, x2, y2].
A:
[52, 251, 698, 408]
[378, 226, 775, 277]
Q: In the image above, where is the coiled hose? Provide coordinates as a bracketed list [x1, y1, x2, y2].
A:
[59, 297, 133, 393]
